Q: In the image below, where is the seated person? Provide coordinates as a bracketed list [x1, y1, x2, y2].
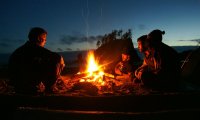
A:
[9, 27, 65, 95]
[114, 48, 134, 84]
[135, 30, 180, 91]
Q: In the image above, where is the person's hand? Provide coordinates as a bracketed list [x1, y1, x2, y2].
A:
[136, 71, 143, 80]
[135, 65, 148, 80]
[135, 68, 143, 80]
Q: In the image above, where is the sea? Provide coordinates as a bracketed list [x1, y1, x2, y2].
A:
[0, 46, 198, 67]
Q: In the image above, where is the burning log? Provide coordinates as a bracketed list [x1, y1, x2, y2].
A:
[71, 72, 88, 80]
[72, 71, 115, 80]
[104, 73, 115, 78]
[69, 82, 99, 96]
[70, 70, 100, 81]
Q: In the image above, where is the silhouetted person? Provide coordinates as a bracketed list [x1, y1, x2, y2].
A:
[9, 27, 65, 95]
[135, 30, 180, 91]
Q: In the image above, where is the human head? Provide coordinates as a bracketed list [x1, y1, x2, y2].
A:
[147, 29, 165, 48]
[137, 35, 148, 53]
[121, 48, 130, 62]
[28, 27, 47, 47]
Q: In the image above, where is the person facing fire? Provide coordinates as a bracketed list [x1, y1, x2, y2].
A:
[135, 29, 180, 91]
[137, 35, 147, 53]
[134, 35, 149, 84]
[114, 47, 134, 83]
[9, 27, 65, 95]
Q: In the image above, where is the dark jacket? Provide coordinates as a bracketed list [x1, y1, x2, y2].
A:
[142, 43, 180, 90]
[9, 41, 62, 94]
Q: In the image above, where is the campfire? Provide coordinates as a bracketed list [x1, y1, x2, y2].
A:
[59, 50, 144, 96]
[58, 50, 117, 95]
[73, 50, 116, 94]
[79, 50, 105, 86]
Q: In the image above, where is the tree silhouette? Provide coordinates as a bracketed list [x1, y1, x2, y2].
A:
[95, 29, 141, 73]
[122, 29, 132, 40]
[97, 29, 133, 48]
[96, 40, 101, 48]
[117, 29, 123, 39]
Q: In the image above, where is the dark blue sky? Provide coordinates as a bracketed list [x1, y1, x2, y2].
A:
[0, 0, 200, 53]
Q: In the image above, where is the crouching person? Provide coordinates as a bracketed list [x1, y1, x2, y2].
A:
[134, 30, 180, 92]
[114, 48, 134, 85]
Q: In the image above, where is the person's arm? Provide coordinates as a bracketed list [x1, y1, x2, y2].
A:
[115, 62, 123, 75]
[115, 71, 132, 83]
[135, 59, 148, 80]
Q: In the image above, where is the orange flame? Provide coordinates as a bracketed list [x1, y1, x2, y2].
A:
[86, 51, 99, 74]
[80, 50, 105, 86]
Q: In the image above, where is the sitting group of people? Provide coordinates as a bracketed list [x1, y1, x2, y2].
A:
[114, 29, 181, 91]
[8, 27, 181, 95]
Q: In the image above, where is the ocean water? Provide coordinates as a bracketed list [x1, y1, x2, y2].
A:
[0, 46, 198, 66]
[0, 51, 88, 66]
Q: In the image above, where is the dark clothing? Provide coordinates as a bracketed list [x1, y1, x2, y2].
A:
[156, 43, 180, 89]
[115, 61, 134, 75]
[9, 41, 62, 94]
[141, 43, 180, 91]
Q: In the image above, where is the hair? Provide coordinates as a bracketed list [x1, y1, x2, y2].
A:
[28, 27, 47, 41]
[137, 35, 148, 52]
[122, 47, 131, 55]
[147, 29, 165, 48]
[137, 35, 147, 43]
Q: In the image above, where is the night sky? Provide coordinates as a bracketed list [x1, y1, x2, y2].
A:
[0, 0, 200, 53]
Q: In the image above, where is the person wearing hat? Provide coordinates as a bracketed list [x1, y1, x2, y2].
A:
[114, 47, 134, 83]
[9, 27, 65, 95]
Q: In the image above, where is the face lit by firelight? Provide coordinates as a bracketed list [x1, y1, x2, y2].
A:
[122, 53, 130, 62]
[38, 33, 47, 47]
